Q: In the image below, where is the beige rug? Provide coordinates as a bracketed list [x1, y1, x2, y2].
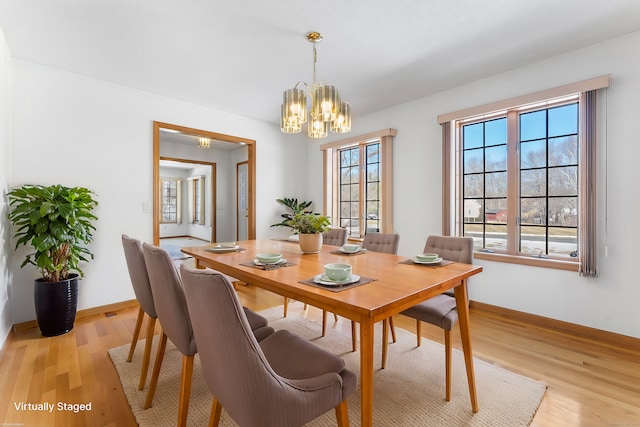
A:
[109, 305, 546, 426]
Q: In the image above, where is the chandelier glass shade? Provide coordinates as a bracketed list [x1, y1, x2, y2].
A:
[280, 32, 351, 138]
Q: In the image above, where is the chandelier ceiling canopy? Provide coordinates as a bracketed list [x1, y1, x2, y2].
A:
[280, 32, 351, 139]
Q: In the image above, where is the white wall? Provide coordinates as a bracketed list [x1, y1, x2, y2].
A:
[308, 30, 640, 339]
[8, 59, 307, 325]
[0, 28, 12, 348]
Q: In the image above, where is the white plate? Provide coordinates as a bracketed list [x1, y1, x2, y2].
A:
[206, 245, 240, 253]
[339, 248, 366, 254]
[254, 258, 287, 266]
[413, 257, 443, 265]
[313, 274, 360, 286]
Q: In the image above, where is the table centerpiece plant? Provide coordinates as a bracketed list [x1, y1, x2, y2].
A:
[287, 212, 331, 254]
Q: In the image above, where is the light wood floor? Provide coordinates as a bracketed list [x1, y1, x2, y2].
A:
[1, 285, 638, 426]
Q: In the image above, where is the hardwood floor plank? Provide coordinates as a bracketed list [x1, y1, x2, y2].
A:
[0, 285, 638, 426]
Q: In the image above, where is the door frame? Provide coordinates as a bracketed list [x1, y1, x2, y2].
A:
[153, 121, 256, 245]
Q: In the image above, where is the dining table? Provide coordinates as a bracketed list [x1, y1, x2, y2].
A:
[181, 239, 483, 427]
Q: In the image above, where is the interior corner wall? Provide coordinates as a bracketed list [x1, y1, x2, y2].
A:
[307, 30, 640, 339]
[0, 27, 12, 349]
[8, 59, 307, 325]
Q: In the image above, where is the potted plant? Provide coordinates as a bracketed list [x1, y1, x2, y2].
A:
[287, 212, 331, 254]
[8, 184, 98, 336]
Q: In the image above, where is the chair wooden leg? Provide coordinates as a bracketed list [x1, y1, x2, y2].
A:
[177, 354, 195, 427]
[389, 316, 397, 343]
[350, 321, 357, 352]
[444, 329, 452, 402]
[416, 320, 422, 346]
[138, 317, 156, 390]
[335, 400, 350, 427]
[283, 297, 289, 317]
[209, 397, 223, 427]
[321, 310, 327, 337]
[333, 312, 338, 321]
[381, 319, 389, 369]
[144, 332, 167, 409]
[127, 307, 144, 362]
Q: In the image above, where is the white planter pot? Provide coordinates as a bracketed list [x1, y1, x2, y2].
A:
[298, 233, 323, 254]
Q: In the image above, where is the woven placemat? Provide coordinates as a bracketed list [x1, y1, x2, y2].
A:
[240, 260, 297, 271]
[298, 275, 377, 292]
[399, 259, 453, 267]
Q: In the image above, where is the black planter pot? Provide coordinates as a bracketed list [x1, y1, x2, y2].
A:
[34, 273, 79, 337]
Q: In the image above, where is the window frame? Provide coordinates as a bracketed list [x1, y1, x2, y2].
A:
[321, 129, 397, 238]
[457, 99, 580, 265]
[439, 76, 609, 273]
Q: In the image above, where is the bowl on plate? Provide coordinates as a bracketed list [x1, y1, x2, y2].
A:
[341, 243, 361, 253]
[324, 263, 352, 281]
[256, 253, 282, 264]
[416, 253, 439, 262]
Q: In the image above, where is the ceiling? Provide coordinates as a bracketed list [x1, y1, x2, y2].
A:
[1, 1, 639, 126]
[160, 128, 244, 151]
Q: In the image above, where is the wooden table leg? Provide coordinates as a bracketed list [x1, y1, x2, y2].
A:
[360, 317, 375, 426]
[454, 279, 479, 413]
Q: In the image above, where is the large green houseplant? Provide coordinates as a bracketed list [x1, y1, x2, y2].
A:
[8, 184, 98, 336]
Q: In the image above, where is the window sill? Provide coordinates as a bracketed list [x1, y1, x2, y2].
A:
[474, 251, 579, 272]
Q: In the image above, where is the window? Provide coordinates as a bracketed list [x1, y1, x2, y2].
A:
[337, 142, 381, 236]
[321, 129, 396, 238]
[160, 178, 179, 223]
[439, 76, 609, 274]
[461, 102, 579, 258]
[188, 175, 205, 225]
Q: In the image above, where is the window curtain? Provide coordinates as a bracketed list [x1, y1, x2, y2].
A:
[176, 179, 183, 224]
[441, 121, 452, 236]
[579, 90, 598, 277]
[198, 175, 206, 225]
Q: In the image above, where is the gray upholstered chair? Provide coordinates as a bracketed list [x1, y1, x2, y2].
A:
[180, 263, 357, 427]
[322, 227, 348, 246]
[362, 232, 400, 255]
[121, 234, 157, 391]
[142, 243, 273, 427]
[396, 235, 473, 402]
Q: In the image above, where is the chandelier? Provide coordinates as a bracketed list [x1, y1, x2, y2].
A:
[197, 137, 211, 149]
[280, 32, 351, 138]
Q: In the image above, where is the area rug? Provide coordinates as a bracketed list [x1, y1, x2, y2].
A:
[108, 306, 547, 426]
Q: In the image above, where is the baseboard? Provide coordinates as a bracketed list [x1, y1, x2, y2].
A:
[470, 300, 640, 352]
[12, 299, 139, 333]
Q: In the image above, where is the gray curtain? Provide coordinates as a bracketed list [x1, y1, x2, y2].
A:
[579, 90, 598, 277]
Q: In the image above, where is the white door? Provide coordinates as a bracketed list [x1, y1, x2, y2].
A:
[237, 162, 249, 240]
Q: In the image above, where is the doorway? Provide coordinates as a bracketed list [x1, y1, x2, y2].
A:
[153, 121, 256, 246]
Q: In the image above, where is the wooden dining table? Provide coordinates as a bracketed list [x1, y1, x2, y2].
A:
[181, 239, 483, 427]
